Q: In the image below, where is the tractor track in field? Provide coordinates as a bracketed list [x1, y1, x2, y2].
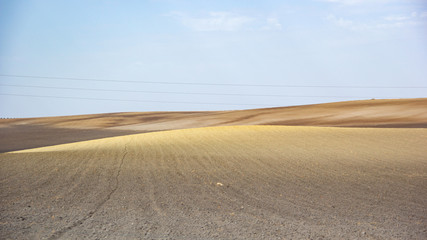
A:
[47, 145, 128, 240]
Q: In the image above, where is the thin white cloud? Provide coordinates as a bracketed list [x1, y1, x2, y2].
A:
[327, 15, 353, 27]
[320, 0, 391, 5]
[327, 11, 426, 31]
[169, 12, 283, 32]
[322, 0, 366, 4]
[384, 15, 411, 21]
[384, 12, 419, 21]
[380, 11, 426, 28]
[263, 17, 282, 30]
[171, 12, 254, 32]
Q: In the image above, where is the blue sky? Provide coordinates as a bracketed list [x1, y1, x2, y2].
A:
[0, 0, 426, 117]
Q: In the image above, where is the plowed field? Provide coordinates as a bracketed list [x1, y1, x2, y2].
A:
[1, 126, 426, 239]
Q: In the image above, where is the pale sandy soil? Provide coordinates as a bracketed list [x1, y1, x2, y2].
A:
[1, 126, 426, 239]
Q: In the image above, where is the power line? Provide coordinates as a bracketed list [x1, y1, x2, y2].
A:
[0, 83, 365, 99]
[0, 93, 272, 107]
[1, 74, 426, 89]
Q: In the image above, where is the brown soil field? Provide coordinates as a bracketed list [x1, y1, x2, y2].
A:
[0, 125, 149, 153]
[1, 98, 426, 153]
[1, 98, 426, 131]
[1, 126, 426, 239]
[1, 98, 427, 239]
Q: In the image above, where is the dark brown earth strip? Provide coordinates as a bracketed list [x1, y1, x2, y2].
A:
[0, 125, 147, 153]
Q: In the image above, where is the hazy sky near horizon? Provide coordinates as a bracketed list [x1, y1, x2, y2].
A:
[1, 0, 426, 117]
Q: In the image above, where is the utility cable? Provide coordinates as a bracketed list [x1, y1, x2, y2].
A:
[0, 93, 273, 107]
[0, 83, 366, 98]
[1, 74, 426, 88]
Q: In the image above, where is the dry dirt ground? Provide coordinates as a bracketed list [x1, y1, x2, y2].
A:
[0, 125, 148, 153]
[1, 126, 427, 239]
[1, 98, 427, 131]
[1, 98, 426, 153]
[0, 99, 427, 239]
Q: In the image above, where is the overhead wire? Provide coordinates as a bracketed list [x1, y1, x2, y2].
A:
[0, 93, 272, 107]
[1, 74, 420, 106]
[1, 74, 427, 88]
[0, 83, 365, 99]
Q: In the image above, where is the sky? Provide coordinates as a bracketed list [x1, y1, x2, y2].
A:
[0, 0, 426, 117]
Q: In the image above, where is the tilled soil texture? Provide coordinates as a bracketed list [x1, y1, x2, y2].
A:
[0, 125, 146, 153]
[1, 126, 426, 239]
[1, 98, 427, 131]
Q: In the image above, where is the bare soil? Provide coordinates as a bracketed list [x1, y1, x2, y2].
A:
[1, 99, 427, 239]
[0, 125, 146, 153]
[1, 98, 426, 131]
[1, 126, 427, 239]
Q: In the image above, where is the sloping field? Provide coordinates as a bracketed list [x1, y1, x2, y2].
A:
[1, 126, 426, 239]
[2, 98, 427, 130]
[0, 125, 149, 153]
[1, 98, 426, 153]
